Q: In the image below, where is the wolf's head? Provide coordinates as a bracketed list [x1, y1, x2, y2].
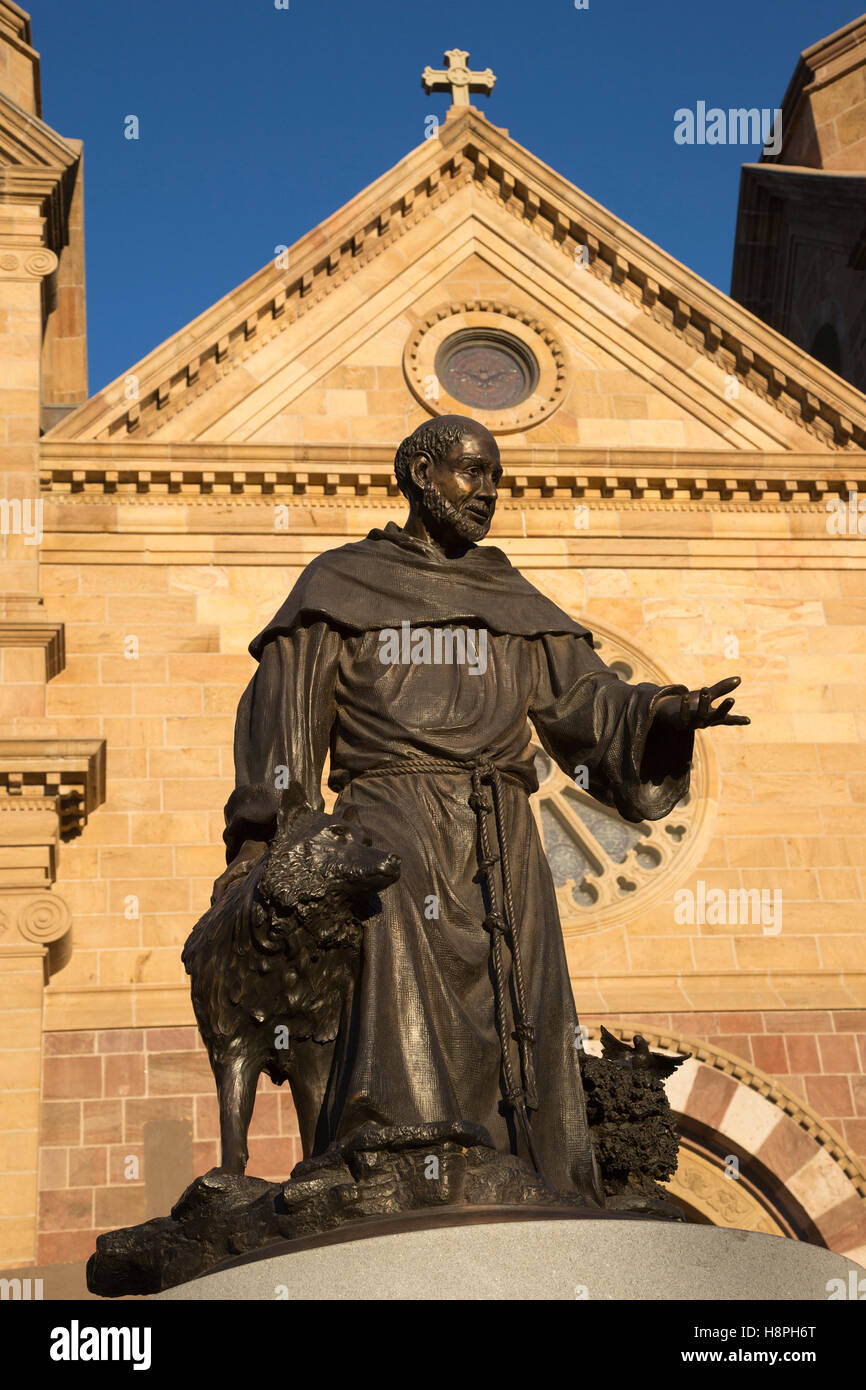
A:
[257, 786, 400, 949]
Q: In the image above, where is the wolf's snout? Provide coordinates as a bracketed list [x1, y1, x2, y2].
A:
[358, 849, 400, 891]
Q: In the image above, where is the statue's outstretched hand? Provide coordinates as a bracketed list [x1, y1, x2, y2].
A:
[654, 676, 750, 731]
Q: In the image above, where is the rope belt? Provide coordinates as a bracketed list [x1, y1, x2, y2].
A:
[348, 754, 544, 1177]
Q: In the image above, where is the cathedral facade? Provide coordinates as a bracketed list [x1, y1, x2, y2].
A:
[1, 5, 865, 1285]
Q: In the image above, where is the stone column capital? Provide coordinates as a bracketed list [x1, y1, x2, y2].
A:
[0, 891, 71, 946]
[0, 246, 59, 280]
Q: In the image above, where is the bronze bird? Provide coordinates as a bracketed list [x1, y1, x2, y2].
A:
[600, 1026, 691, 1081]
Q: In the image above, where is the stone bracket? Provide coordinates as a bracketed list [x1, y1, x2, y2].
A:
[0, 620, 65, 680]
[0, 738, 106, 845]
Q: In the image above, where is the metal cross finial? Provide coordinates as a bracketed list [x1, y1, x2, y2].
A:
[421, 48, 496, 110]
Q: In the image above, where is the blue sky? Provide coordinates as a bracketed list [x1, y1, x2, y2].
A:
[30, 0, 860, 394]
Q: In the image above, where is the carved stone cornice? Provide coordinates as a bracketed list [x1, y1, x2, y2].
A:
[0, 738, 106, 841]
[38, 440, 866, 505]
[0, 89, 80, 252]
[0, 244, 58, 279]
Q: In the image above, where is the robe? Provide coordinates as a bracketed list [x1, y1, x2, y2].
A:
[225, 523, 694, 1199]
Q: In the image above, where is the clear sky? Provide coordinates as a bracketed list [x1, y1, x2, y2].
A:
[30, 0, 861, 395]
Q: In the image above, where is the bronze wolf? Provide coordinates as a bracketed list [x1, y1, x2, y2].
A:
[182, 791, 400, 1174]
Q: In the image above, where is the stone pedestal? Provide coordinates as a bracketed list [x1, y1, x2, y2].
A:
[153, 1212, 866, 1301]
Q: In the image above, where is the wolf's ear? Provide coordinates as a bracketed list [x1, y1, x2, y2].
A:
[275, 781, 311, 837]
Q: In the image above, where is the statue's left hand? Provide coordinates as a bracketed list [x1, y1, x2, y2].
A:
[654, 675, 750, 731]
[210, 839, 268, 905]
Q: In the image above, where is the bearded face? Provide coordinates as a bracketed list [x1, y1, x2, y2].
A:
[398, 418, 500, 550]
[421, 478, 493, 543]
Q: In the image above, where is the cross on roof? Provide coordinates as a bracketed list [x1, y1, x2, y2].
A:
[421, 48, 496, 110]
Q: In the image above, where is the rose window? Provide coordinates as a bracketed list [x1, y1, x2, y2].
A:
[435, 330, 539, 410]
[529, 628, 714, 935]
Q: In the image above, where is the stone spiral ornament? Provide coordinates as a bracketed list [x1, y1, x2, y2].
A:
[0, 249, 58, 278]
[18, 893, 71, 944]
[24, 250, 59, 277]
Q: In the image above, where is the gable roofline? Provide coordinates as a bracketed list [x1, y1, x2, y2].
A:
[46, 108, 866, 450]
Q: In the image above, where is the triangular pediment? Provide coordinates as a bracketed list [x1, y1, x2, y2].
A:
[45, 108, 866, 454]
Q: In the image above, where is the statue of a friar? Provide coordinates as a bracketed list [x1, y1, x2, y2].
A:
[215, 414, 748, 1205]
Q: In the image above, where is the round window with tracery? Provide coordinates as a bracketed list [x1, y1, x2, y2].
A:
[529, 626, 718, 937]
[435, 330, 539, 411]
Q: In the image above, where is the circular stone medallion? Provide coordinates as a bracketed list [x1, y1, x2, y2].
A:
[404, 301, 568, 434]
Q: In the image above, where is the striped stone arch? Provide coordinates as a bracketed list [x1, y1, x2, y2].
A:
[585, 1026, 866, 1262]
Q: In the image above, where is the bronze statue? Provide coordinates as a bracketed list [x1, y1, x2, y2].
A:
[213, 413, 748, 1201]
[87, 414, 749, 1294]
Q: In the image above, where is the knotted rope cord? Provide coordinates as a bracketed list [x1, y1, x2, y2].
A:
[350, 752, 544, 1177]
[483, 764, 538, 1112]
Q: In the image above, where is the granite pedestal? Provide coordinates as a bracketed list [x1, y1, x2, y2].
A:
[152, 1210, 866, 1301]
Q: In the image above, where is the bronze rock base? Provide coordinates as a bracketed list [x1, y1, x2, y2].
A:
[87, 1119, 649, 1297]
